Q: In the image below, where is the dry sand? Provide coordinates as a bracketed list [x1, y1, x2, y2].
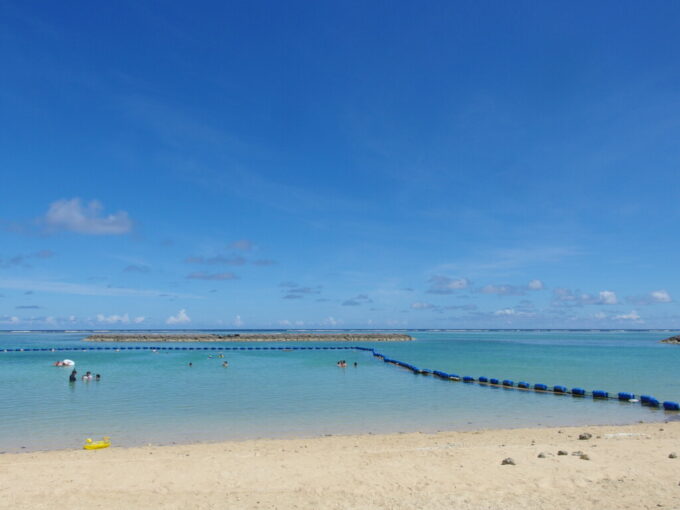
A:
[2, 422, 679, 510]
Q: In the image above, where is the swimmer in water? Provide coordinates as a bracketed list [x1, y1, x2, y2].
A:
[69, 369, 77, 383]
[222, 361, 228, 367]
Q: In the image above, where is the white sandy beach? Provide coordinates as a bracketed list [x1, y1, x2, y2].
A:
[2, 422, 679, 510]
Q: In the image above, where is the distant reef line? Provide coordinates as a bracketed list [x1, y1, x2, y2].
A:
[84, 333, 413, 343]
[661, 335, 680, 344]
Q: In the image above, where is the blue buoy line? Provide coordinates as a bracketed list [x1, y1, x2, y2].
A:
[3, 344, 679, 412]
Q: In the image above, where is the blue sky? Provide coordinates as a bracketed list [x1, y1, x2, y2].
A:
[2, 1, 680, 329]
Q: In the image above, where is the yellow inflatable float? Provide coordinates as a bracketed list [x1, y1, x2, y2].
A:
[83, 437, 111, 450]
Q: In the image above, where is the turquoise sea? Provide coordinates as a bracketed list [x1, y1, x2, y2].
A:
[1, 330, 679, 452]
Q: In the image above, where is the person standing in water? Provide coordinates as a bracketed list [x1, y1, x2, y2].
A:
[69, 369, 77, 382]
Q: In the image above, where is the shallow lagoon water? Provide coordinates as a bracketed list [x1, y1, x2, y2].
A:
[0, 330, 678, 452]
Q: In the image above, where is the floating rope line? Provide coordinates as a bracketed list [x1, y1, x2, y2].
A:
[3, 344, 679, 412]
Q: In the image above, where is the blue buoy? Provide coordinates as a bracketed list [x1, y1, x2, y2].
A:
[592, 390, 609, 400]
[571, 388, 586, 396]
[663, 401, 680, 411]
[517, 381, 530, 389]
[478, 376, 488, 383]
[647, 397, 660, 407]
[463, 376, 475, 383]
[534, 383, 548, 391]
[618, 392, 635, 401]
[502, 380, 514, 387]
[489, 378, 500, 385]
[553, 385, 567, 394]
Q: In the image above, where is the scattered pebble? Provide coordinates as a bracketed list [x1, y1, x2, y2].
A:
[501, 457, 516, 465]
[579, 433, 593, 440]
[537, 452, 553, 458]
[557, 450, 568, 456]
[571, 451, 584, 456]
[669, 452, 677, 459]
[580, 454, 591, 461]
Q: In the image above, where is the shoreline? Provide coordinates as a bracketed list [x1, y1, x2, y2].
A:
[84, 332, 414, 342]
[2, 422, 680, 509]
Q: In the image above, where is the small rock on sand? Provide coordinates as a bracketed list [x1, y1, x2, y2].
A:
[580, 454, 591, 461]
[669, 452, 677, 459]
[538, 452, 553, 458]
[557, 450, 568, 456]
[501, 457, 516, 465]
[579, 433, 593, 440]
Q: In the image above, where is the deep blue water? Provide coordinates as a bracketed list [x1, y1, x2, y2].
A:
[0, 330, 678, 452]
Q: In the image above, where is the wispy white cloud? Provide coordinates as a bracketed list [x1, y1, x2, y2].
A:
[187, 272, 238, 281]
[552, 288, 619, 306]
[478, 280, 545, 296]
[123, 264, 151, 273]
[613, 310, 642, 322]
[342, 294, 373, 306]
[410, 302, 478, 314]
[0, 250, 54, 268]
[322, 316, 340, 326]
[651, 290, 672, 303]
[279, 282, 323, 299]
[252, 259, 276, 266]
[166, 309, 190, 324]
[598, 290, 618, 305]
[0, 315, 20, 324]
[229, 240, 254, 251]
[185, 255, 247, 265]
[434, 247, 579, 277]
[528, 279, 544, 290]
[96, 313, 145, 324]
[426, 276, 470, 294]
[479, 284, 525, 296]
[627, 289, 672, 305]
[411, 302, 435, 310]
[0, 278, 198, 298]
[232, 315, 244, 327]
[42, 198, 132, 235]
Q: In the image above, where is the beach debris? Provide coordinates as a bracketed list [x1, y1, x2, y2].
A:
[580, 454, 591, 461]
[557, 450, 568, 456]
[571, 450, 584, 456]
[537, 452, 553, 458]
[501, 457, 516, 465]
[669, 452, 677, 459]
[579, 432, 593, 440]
[83, 437, 110, 450]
